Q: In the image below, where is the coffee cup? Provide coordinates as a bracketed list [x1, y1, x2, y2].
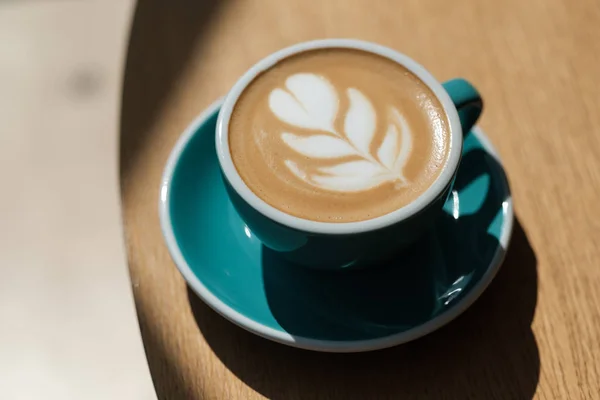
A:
[216, 39, 482, 270]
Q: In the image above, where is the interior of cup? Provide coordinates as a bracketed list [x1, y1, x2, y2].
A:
[215, 38, 463, 235]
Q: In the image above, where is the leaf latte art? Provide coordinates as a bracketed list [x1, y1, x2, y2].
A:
[269, 73, 413, 192]
[228, 48, 451, 222]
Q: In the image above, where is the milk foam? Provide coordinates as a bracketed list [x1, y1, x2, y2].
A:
[228, 48, 451, 222]
[268, 73, 413, 192]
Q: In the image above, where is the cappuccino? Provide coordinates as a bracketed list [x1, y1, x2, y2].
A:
[229, 48, 451, 222]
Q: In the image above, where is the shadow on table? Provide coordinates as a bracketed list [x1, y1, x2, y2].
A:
[119, 0, 223, 182]
[188, 217, 539, 399]
[118, 1, 225, 398]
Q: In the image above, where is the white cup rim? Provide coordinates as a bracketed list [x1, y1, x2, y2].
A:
[216, 39, 463, 235]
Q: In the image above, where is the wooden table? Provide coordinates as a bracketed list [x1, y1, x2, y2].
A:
[120, 0, 600, 398]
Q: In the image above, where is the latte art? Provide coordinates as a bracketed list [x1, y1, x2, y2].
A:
[268, 73, 413, 192]
[229, 48, 451, 222]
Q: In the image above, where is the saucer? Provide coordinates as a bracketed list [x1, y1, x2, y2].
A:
[159, 100, 513, 352]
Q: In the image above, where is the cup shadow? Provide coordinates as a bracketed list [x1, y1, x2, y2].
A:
[188, 219, 538, 399]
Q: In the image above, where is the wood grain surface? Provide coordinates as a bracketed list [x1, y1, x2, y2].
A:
[120, 0, 600, 398]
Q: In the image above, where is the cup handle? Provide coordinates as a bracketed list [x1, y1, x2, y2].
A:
[442, 78, 483, 135]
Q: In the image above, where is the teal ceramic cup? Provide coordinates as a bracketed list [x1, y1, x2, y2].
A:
[216, 39, 482, 270]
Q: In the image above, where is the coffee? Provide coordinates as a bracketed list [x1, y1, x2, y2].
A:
[229, 48, 451, 223]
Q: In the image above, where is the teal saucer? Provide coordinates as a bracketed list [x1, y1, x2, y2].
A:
[159, 100, 513, 352]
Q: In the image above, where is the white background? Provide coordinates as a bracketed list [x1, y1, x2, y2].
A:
[0, 1, 156, 398]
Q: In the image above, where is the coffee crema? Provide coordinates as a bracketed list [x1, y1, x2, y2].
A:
[229, 48, 451, 222]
